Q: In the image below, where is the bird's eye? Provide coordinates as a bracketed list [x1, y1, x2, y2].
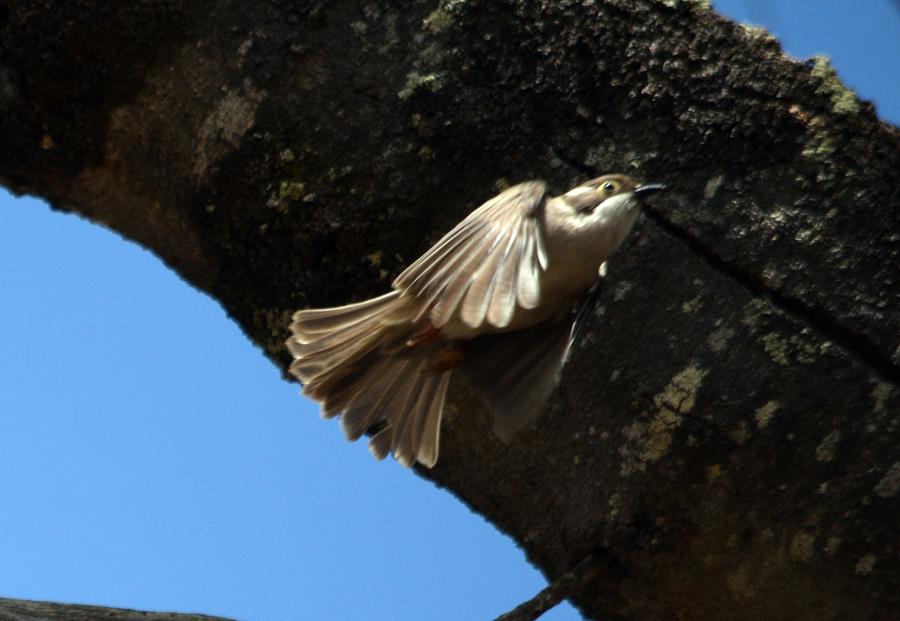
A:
[601, 181, 617, 195]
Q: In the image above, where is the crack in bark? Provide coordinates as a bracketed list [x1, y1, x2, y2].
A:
[639, 204, 900, 386]
[552, 147, 898, 386]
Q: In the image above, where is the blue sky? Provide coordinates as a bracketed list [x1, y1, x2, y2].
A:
[1, 2, 897, 620]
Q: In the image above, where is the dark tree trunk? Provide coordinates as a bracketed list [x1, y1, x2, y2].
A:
[1, 1, 897, 619]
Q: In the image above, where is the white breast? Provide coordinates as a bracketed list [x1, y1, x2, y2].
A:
[540, 194, 640, 297]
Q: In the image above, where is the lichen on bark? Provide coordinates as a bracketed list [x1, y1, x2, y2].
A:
[1, 1, 897, 620]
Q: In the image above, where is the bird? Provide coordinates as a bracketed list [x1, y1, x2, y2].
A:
[285, 174, 664, 468]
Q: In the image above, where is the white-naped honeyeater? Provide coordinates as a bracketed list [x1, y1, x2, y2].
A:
[286, 174, 665, 467]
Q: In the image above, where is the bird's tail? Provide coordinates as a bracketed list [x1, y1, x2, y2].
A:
[286, 291, 451, 467]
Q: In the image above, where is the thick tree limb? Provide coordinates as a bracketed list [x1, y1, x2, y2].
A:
[0, 598, 233, 621]
[1, 1, 897, 620]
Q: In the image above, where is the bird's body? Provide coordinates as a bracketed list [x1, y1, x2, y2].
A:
[286, 175, 662, 467]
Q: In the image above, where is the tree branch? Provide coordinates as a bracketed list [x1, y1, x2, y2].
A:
[1, 1, 897, 619]
[494, 552, 619, 621]
[0, 598, 234, 621]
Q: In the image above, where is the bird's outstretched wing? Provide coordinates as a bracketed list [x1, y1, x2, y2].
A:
[392, 181, 549, 330]
[460, 279, 603, 440]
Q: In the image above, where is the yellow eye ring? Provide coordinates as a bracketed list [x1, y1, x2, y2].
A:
[598, 181, 617, 196]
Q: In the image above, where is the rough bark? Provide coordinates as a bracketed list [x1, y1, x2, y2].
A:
[0, 598, 233, 621]
[1, 1, 897, 620]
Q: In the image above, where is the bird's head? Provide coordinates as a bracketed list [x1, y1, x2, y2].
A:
[561, 174, 665, 217]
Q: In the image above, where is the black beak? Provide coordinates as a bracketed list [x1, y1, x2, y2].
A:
[633, 183, 666, 197]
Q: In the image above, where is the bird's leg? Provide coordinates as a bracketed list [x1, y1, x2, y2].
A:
[405, 321, 462, 374]
[425, 343, 464, 375]
[406, 322, 440, 348]
[570, 267, 607, 345]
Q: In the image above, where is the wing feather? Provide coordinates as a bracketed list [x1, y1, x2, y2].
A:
[412, 227, 501, 321]
[486, 217, 528, 327]
[393, 181, 549, 329]
[400, 222, 482, 294]
[395, 217, 486, 292]
[533, 218, 549, 270]
[459, 224, 517, 328]
[516, 220, 540, 309]
[427, 229, 507, 327]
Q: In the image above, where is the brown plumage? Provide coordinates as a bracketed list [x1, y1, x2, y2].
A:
[286, 175, 664, 467]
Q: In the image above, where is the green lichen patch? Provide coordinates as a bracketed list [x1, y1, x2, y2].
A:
[350, 20, 368, 37]
[809, 55, 860, 116]
[705, 463, 724, 482]
[761, 331, 820, 366]
[279, 180, 306, 202]
[269, 178, 313, 214]
[801, 118, 838, 162]
[790, 531, 816, 562]
[398, 71, 444, 100]
[659, 0, 711, 9]
[753, 400, 779, 429]
[423, 7, 453, 33]
[854, 554, 877, 576]
[873, 462, 900, 498]
[658, 365, 705, 415]
[707, 325, 734, 352]
[703, 174, 724, 200]
[761, 333, 790, 365]
[619, 365, 707, 476]
[366, 251, 383, 267]
[870, 381, 892, 413]
[815, 430, 841, 463]
[681, 295, 702, 314]
[606, 491, 622, 520]
[739, 24, 776, 44]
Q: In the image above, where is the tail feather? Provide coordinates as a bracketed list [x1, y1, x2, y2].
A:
[288, 319, 376, 360]
[368, 426, 393, 461]
[289, 330, 379, 388]
[301, 334, 386, 400]
[287, 296, 404, 384]
[286, 292, 452, 468]
[396, 372, 434, 465]
[361, 365, 449, 468]
[289, 292, 410, 387]
[381, 364, 426, 464]
[334, 353, 449, 468]
[318, 349, 384, 418]
[414, 372, 450, 467]
[339, 356, 415, 441]
[290, 291, 403, 341]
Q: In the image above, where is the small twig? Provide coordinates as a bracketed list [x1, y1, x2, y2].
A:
[493, 552, 606, 621]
